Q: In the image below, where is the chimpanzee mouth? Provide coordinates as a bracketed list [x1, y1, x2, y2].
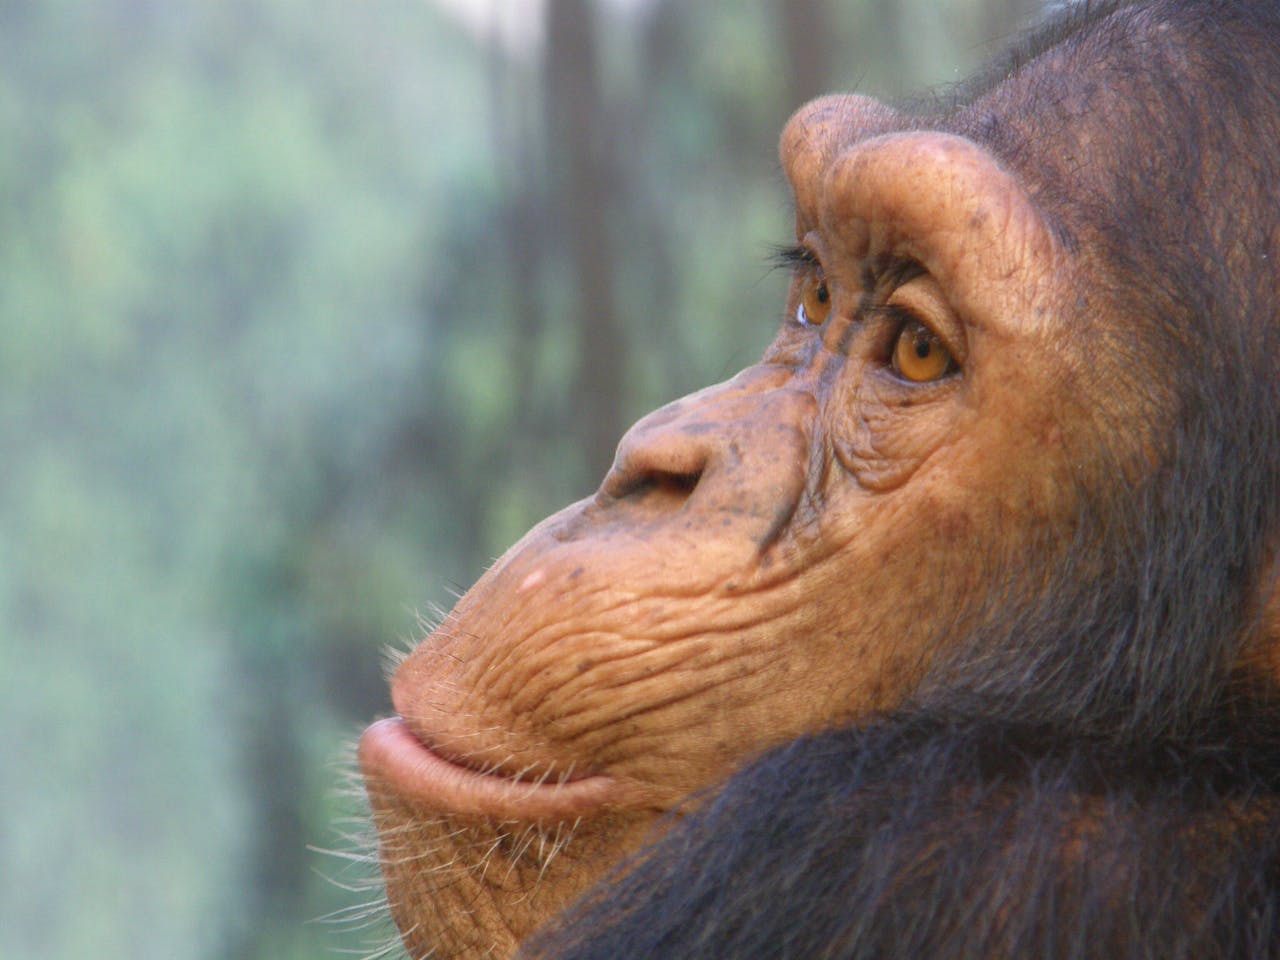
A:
[358, 717, 623, 820]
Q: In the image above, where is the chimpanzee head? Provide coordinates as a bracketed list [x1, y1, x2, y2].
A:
[360, 3, 1280, 957]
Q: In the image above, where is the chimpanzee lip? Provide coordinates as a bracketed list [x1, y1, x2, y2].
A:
[358, 717, 623, 820]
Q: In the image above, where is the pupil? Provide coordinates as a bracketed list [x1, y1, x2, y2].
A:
[914, 333, 931, 359]
[816, 285, 829, 304]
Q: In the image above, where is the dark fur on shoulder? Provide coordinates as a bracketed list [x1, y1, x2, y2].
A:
[522, 707, 1280, 959]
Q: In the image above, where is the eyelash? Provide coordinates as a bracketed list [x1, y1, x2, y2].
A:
[773, 244, 826, 328]
[876, 305, 917, 340]
[771, 243, 819, 272]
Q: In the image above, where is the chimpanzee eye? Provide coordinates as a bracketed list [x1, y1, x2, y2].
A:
[891, 319, 955, 382]
[797, 277, 831, 327]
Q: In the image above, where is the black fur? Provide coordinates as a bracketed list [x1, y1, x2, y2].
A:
[522, 711, 1280, 959]
[521, 2, 1280, 956]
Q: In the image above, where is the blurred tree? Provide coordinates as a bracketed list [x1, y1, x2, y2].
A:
[0, 2, 1044, 958]
[547, 0, 629, 480]
[982, 0, 1047, 41]
[775, 0, 836, 109]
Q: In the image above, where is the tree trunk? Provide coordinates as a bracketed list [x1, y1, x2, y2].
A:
[775, 0, 835, 111]
[545, 0, 627, 481]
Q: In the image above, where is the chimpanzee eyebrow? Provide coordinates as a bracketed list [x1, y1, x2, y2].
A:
[769, 243, 821, 272]
[880, 257, 927, 290]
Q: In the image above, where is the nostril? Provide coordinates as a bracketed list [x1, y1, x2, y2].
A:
[611, 469, 702, 501]
[661, 470, 701, 496]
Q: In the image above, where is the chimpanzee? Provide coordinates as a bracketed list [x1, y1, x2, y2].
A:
[358, 1, 1280, 957]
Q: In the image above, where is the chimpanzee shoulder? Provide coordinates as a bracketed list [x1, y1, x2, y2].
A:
[523, 705, 1280, 960]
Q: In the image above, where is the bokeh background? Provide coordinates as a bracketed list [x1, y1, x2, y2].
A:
[1, 1, 1044, 957]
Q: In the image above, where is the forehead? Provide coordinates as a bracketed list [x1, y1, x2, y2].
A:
[794, 9, 1179, 262]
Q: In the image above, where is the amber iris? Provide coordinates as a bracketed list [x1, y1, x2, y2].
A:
[892, 319, 954, 382]
[799, 277, 831, 327]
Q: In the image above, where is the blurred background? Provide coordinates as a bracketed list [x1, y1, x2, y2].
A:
[0, 0, 1044, 957]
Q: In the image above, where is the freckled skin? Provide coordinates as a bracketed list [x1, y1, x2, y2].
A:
[361, 51, 1156, 960]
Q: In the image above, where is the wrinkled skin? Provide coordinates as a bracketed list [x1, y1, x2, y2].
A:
[359, 42, 1174, 960]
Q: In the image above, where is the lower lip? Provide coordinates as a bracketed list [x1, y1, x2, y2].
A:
[358, 717, 622, 820]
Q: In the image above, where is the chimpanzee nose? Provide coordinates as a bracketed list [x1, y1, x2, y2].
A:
[598, 367, 814, 535]
[602, 407, 709, 502]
